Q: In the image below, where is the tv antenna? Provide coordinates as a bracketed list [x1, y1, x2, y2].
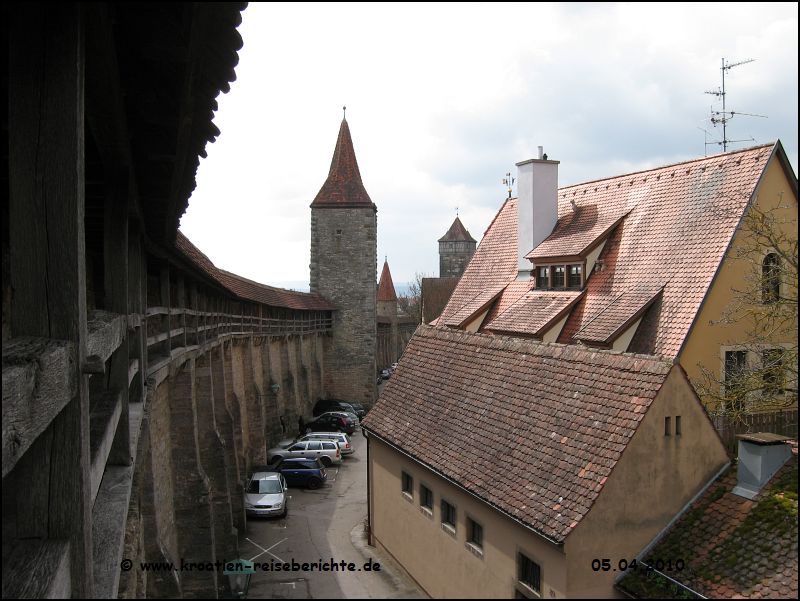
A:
[502, 172, 515, 199]
[704, 58, 766, 152]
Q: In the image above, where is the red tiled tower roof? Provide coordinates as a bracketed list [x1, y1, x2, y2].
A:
[311, 119, 376, 209]
[377, 260, 398, 301]
[438, 216, 476, 242]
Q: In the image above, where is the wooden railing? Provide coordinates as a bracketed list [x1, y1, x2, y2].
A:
[144, 306, 332, 352]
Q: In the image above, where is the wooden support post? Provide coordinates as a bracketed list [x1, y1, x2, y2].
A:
[160, 264, 171, 355]
[190, 283, 200, 347]
[128, 227, 146, 403]
[176, 275, 187, 348]
[8, 3, 93, 596]
[105, 173, 131, 465]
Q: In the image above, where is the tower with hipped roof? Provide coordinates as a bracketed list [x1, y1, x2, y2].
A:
[310, 115, 377, 404]
[438, 216, 476, 277]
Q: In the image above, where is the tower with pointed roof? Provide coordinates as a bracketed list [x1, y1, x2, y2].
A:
[377, 259, 399, 367]
[438, 216, 476, 278]
[310, 117, 377, 404]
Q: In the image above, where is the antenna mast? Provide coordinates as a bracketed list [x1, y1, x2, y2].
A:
[704, 58, 766, 152]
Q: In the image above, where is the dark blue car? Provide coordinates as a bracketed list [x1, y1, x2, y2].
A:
[269, 458, 328, 489]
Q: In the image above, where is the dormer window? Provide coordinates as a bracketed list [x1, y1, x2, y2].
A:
[568, 265, 582, 289]
[552, 266, 565, 288]
[536, 266, 550, 289]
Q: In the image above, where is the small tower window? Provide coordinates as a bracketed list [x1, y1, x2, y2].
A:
[664, 416, 671, 436]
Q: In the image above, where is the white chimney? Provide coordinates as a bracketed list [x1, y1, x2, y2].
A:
[516, 149, 559, 278]
[731, 433, 792, 499]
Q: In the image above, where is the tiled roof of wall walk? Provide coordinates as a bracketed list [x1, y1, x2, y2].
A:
[421, 277, 460, 324]
[174, 231, 335, 311]
[311, 118, 376, 209]
[438, 198, 519, 326]
[572, 284, 664, 346]
[377, 261, 398, 302]
[526, 206, 630, 261]
[439, 144, 780, 356]
[438, 216, 477, 242]
[618, 454, 798, 599]
[486, 290, 585, 338]
[362, 326, 674, 543]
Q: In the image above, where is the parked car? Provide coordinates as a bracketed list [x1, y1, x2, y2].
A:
[313, 399, 365, 420]
[348, 402, 368, 417]
[268, 457, 327, 489]
[327, 409, 360, 428]
[305, 412, 356, 435]
[244, 472, 288, 518]
[391, 363, 398, 371]
[381, 369, 391, 380]
[267, 439, 341, 466]
[297, 432, 354, 455]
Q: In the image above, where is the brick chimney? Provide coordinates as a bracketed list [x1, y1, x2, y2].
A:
[731, 433, 792, 499]
[516, 146, 559, 279]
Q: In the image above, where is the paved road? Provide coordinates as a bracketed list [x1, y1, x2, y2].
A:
[242, 432, 424, 599]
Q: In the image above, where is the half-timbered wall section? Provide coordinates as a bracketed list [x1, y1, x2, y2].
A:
[1, 4, 333, 599]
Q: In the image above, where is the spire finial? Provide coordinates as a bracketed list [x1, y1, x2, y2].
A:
[385, 254, 387, 263]
[455, 205, 459, 217]
[343, 105, 346, 120]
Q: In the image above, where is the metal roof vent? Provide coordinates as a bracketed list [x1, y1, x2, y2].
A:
[731, 433, 792, 500]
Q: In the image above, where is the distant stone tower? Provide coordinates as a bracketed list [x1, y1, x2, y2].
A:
[310, 117, 377, 404]
[438, 216, 476, 277]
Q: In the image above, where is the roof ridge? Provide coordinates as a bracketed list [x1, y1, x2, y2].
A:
[419, 324, 674, 369]
[559, 142, 775, 191]
[216, 268, 321, 298]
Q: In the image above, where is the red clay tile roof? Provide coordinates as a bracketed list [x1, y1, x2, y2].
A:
[618, 456, 798, 599]
[481, 280, 532, 325]
[438, 198, 519, 326]
[438, 216, 477, 242]
[442, 284, 506, 327]
[486, 290, 585, 338]
[311, 119, 376, 209]
[377, 260, 398, 302]
[421, 277, 460, 324]
[174, 231, 335, 311]
[439, 144, 778, 357]
[572, 284, 664, 346]
[362, 326, 674, 543]
[526, 206, 630, 261]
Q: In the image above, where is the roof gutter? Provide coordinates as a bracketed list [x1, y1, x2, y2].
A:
[362, 426, 565, 549]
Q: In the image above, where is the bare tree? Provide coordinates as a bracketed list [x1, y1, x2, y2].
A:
[696, 193, 798, 425]
[397, 271, 428, 324]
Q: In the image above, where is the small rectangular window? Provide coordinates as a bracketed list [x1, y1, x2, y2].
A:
[402, 471, 413, 495]
[468, 517, 483, 548]
[724, 350, 748, 413]
[441, 499, 456, 528]
[675, 416, 682, 436]
[568, 264, 582, 288]
[552, 266, 565, 288]
[664, 416, 671, 436]
[536, 266, 550, 289]
[420, 484, 433, 510]
[518, 553, 541, 594]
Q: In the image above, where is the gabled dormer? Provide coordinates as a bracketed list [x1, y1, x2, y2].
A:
[525, 205, 630, 291]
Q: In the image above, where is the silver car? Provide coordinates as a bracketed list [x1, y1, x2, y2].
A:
[267, 439, 342, 466]
[245, 472, 288, 518]
[298, 432, 354, 455]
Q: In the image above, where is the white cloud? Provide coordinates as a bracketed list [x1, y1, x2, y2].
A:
[180, 2, 798, 287]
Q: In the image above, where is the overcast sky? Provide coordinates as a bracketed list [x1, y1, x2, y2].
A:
[180, 2, 798, 290]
